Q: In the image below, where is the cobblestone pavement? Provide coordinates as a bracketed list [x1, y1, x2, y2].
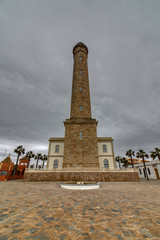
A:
[0, 181, 159, 240]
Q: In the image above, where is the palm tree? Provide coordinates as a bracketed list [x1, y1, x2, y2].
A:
[150, 148, 160, 161]
[25, 151, 35, 168]
[115, 155, 122, 169]
[13, 145, 25, 180]
[121, 157, 129, 168]
[34, 153, 42, 169]
[136, 149, 149, 180]
[126, 150, 135, 168]
[41, 154, 48, 169]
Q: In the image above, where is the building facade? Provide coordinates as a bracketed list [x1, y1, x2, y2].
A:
[0, 155, 26, 181]
[135, 160, 160, 179]
[47, 42, 115, 171]
[47, 137, 115, 171]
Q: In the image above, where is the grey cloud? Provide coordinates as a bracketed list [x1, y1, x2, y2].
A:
[0, 0, 160, 161]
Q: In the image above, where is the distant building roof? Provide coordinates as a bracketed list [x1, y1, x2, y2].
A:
[19, 156, 30, 161]
[134, 159, 160, 167]
[2, 155, 12, 163]
[126, 158, 150, 163]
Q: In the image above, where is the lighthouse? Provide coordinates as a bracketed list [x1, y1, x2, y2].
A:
[63, 42, 99, 169]
[47, 43, 115, 173]
[24, 43, 140, 182]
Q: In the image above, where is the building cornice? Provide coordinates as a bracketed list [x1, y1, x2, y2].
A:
[48, 155, 64, 157]
[64, 118, 98, 125]
[97, 137, 113, 141]
[49, 138, 64, 142]
[98, 154, 114, 157]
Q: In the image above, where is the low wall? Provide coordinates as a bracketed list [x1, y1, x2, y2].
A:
[24, 171, 139, 182]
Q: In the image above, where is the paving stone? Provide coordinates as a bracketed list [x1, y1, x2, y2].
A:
[0, 180, 159, 239]
[59, 234, 68, 240]
[28, 228, 39, 234]
[0, 236, 9, 240]
[34, 233, 50, 240]
[11, 228, 24, 234]
[67, 225, 75, 231]
[116, 234, 125, 240]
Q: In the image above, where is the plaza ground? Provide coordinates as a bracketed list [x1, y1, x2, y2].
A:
[0, 181, 159, 240]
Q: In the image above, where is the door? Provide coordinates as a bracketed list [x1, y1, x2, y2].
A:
[154, 168, 159, 179]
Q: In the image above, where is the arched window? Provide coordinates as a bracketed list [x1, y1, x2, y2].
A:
[104, 159, 109, 168]
[54, 159, 58, 168]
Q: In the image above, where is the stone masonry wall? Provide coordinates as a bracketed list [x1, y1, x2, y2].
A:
[63, 119, 99, 168]
[24, 171, 139, 182]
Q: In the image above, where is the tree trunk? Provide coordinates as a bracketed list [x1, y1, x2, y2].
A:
[36, 159, 39, 169]
[131, 156, 134, 168]
[28, 158, 30, 168]
[12, 154, 19, 180]
[119, 160, 121, 169]
[143, 157, 149, 180]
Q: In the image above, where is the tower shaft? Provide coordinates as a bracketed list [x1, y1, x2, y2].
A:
[70, 43, 91, 119]
[63, 43, 99, 170]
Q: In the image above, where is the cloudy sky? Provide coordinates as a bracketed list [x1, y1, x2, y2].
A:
[0, 0, 160, 162]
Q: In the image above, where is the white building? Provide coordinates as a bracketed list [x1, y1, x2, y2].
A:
[47, 137, 115, 171]
[134, 160, 160, 179]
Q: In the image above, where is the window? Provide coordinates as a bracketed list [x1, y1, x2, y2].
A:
[55, 145, 59, 153]
[79, 106, 82, 111]
[79, 56, 82, 61]
[104, 159, 109, 168]
[139, 169, 142, 175]
[103, 145, 107, 153]
[80, 86, 82, 92]
[0, 171, 7, 176]
[147, 168, 151, 175]
[143, 168, 146, 177]
[80, 70, 82, 75]
[79, 132, 83, 139]
[54, 159, 58, 168]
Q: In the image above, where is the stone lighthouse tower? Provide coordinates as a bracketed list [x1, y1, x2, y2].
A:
[63, 42, 99, 170]
[47, 42, 116, 175]
[24, 42, 140, 182]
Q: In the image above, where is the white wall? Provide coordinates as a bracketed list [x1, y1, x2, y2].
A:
[98, 142, 113, 155]
[47, 140, 115, 171]
[137, 164, 160, 179]
[50, 142, 64, 156]
[99, 156, 115, 170]
[48, 156, 63, 171]
[98, 142, 115, 170]
[48, 141, 64, 170]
